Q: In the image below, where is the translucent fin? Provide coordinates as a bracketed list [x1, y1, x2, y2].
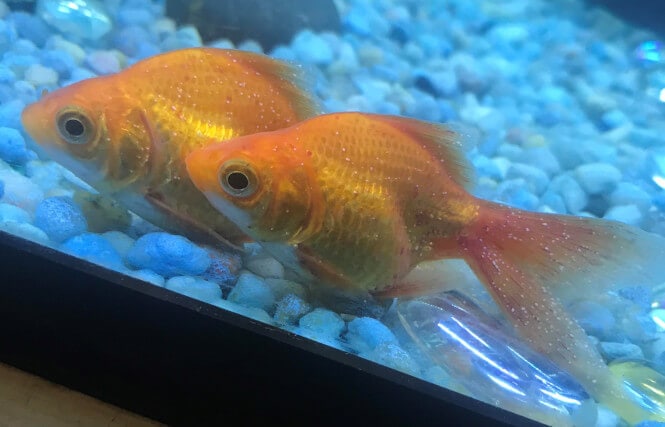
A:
[456, 199, 665, 422]
[367, 114, 475, 189]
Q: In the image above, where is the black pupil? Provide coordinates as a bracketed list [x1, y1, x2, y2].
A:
[65, 118, 85, 137]
[227, 172, 249, 190]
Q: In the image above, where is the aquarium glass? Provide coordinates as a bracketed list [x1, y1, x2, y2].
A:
[3, 0, 665, 425]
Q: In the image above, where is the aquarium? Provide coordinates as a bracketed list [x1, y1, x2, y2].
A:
[1, 0, 665, 425]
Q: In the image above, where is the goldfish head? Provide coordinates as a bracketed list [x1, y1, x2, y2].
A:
[186, 132, 318, 244]
[21, 76, 150, 191]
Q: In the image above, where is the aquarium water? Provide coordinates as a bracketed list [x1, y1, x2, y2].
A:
[1, 0, 665, 426]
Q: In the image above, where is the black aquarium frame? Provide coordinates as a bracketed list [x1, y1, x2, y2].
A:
[0, 230, 541, 426]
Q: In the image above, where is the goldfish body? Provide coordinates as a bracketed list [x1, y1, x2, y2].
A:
[186, 112, 665, 423]
[21, 47, 319, 249]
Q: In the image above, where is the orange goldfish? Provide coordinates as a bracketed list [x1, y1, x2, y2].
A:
[185, 112, 665, 423]
[21, 47, 319, 249]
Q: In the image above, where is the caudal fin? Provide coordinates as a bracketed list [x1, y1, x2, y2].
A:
[458, 200, 665, 423]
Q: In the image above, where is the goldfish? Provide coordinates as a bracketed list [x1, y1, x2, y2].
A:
[185, 112, 665, 423]
[21, 47, 319, 249]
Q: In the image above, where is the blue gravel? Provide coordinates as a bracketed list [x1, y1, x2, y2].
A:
[3, 1, 665, 424]
[33, 196, 87, 243]
[0, 126, 29, 165]
[126, 232, 210, 278]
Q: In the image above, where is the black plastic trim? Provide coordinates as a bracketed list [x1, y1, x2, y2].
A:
[0, 230, 542, 426]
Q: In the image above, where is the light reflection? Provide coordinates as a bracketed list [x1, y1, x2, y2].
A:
[437, 321, 519, 380]
[487, 373, 526, 396]
[659, 88, 665, 103]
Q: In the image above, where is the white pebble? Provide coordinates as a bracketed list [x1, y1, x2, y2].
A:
[102, 231, 135, 258]
[213, 299, 272, 324]
[0, 167, 44, 213]
[0, 221, 49, 245]
[24, 64, 58, 86]
[128, 269, 165, 287]
[165, 276, 222, 303]
[245, 256, 285, 279]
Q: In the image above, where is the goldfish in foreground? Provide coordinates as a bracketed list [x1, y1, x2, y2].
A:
[186, 112, 665, 423]
[21, 47, 319, 249]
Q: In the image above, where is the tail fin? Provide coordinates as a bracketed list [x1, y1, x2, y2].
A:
[458, 200, 665, 423]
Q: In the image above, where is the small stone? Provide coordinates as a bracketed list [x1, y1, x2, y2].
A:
[273, 294, 312, 325]
[548, 174, 588, 214]
[33, 196, 87, 243]
[346, 317, 398, 353]
[506, 163, 549, 195]
[0, 202, 29, 222]
[292, 30, 334, 65]
[599, 342, 644, 361]
[86, 50, 122, 75]
[0, 166, 43, 212]
[60, 232, 123, 268]
[569, 301, 615, 338]
[245, 256, 284, 279]
[227, 272, 275, 312]
[37, 0, 112, 40]
[609, 183, 651, 213]
[126, 232, 210, 278]
[265, 278, 308, 301]
[72, 191, 132, 233]
[40, 49, 75, 79]
[212, 299, 272, 324]
[0, 127, 29, 165]
[0, 99, 25, 129]
[24, 64, 58, 86]
[201, 250, 241, 287]
[574, 163, 622, 195]
[45, 35, 85, 64]
[366, 342, 420, 376]
[102, 231, 134, 258]
[299, 308, 345, 339]
[165, 276, 222, 303]
[603, 204, 643, 226]
[7, 11, 50, 47]
[0, 221, 49, 244]
[127, 269, 164, 287]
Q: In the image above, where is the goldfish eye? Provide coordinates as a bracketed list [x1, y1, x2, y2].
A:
[219, 159, 258, 198]
[56, 108, 94, 145]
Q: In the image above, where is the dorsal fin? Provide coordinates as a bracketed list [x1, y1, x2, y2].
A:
[369, 114, 475, 189]
[208, 48, 322, 121]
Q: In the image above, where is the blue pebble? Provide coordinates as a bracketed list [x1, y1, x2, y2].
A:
[604, 204, 643, 226]
[269, 46, 296, 62]
[6, 12, 50, 47]
[0, 180, 3, 199]
[343, 3, 388, 37]
[40, 49, 75, 78]
[112, 26, 154, 58]
[518, 147, 561, 176]
[161, 26, 202, 51]
[496, 179, 540, 211]
[60, 233, 123, 268]
[201, 252, 239, 287]
[0, 127, 29, 165]
[548, 174, 588, 213]
[636, 421, 665, 427]
[61, 67, 96, 86]
[599, 342, 644, 361]
[116, 8, 154, 27]
[0, 203, 30, 223]
[600, 109, 629, 130]
[405, 90, 441, 122]
[619, 286, 652, 310]
[540, 191, 566, 213]
[274, 294, 312, 325]
[575, 162, 622, 195]
[2, 51, 37, 74]
[34, 196, 88, 243]
[0, 20, 18, 51]
[373, 101, 400, 115]
[346, 317, 398, 352]
[165, 276, 222, 303]
[292, 30, 334, 65]
[0, 65, 15, 84]
[609, 183, 652, 213]
[570, 301, 615, 338]
[299, 308, 345, 338]
[472, 155, 503, 180]
[126, 232, 210, 278]
[227, 272, 275, 312]
[506, 163, 549, 195]
[128, 269, 164, 287]
[13, 80, 37, 103]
